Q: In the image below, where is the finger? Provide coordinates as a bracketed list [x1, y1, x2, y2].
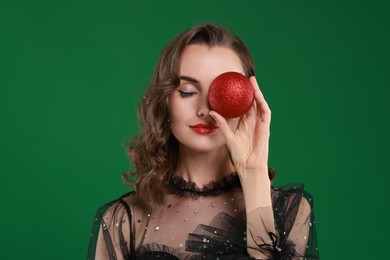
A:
[246, 96, 257, 118]
[250, 76, 271, 121]
[209, 110, 235, 142]
[250, 76, 268, 108]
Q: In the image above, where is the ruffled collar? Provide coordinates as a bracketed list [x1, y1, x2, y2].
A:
[167, 172, 241, 197]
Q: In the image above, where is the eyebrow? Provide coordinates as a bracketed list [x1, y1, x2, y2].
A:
[179, 75, 199, 84]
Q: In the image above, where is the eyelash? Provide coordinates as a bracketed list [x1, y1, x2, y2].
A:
[178, 90, 196, 98]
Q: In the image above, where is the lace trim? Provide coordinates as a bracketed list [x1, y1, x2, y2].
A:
[167, 173, 241, 197]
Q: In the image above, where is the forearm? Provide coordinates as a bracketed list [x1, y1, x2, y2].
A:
[238, 168, 272, 213]
[237, 168, 277, 258]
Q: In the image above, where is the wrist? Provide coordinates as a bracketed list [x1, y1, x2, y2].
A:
[237, 167, 270, 185]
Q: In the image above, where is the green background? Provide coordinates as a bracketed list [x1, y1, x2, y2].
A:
[1, 0, 389, 259]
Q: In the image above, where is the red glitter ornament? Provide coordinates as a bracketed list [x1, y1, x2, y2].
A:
[208, 72, 254, 118]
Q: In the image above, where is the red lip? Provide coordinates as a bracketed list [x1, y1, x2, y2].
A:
[190, 124, 218, 134]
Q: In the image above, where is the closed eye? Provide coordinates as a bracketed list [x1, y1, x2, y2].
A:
[178, 90, 196, 98]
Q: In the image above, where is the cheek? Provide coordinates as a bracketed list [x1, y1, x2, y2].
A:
[168, 98, 189, 124]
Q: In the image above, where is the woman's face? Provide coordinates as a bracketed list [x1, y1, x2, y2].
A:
[167, 44, 244, 153]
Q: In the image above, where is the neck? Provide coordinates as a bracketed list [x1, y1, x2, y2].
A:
[175, 145, 236, 187]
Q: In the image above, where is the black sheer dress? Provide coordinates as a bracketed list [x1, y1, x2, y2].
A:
[88, 173, 319, 259]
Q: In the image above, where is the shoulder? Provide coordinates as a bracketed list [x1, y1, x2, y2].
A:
[94, 191, 147, 223]
[272, 183, 314, 202]
[270, 184, 315, 235]
[271, 183, 314, 216]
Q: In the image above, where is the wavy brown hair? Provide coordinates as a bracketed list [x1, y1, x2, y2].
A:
[123, 24, 275, 206]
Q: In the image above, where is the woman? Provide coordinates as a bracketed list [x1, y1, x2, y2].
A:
[88, 24, 319, 259]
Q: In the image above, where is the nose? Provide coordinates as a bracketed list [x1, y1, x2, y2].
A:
[197, 98, 212, 118]
[197, 109, 209, 117]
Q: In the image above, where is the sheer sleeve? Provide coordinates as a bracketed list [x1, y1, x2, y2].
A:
[87, 197, 135, 260]
[246, 185, 319, 259]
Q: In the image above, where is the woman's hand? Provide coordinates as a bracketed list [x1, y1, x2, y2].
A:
[210, 76, 271, 180]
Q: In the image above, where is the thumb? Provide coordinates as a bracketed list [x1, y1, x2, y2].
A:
[209, 111, 234, 143]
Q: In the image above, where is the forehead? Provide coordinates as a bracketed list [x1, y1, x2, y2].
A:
[179, 45, 244, 79]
